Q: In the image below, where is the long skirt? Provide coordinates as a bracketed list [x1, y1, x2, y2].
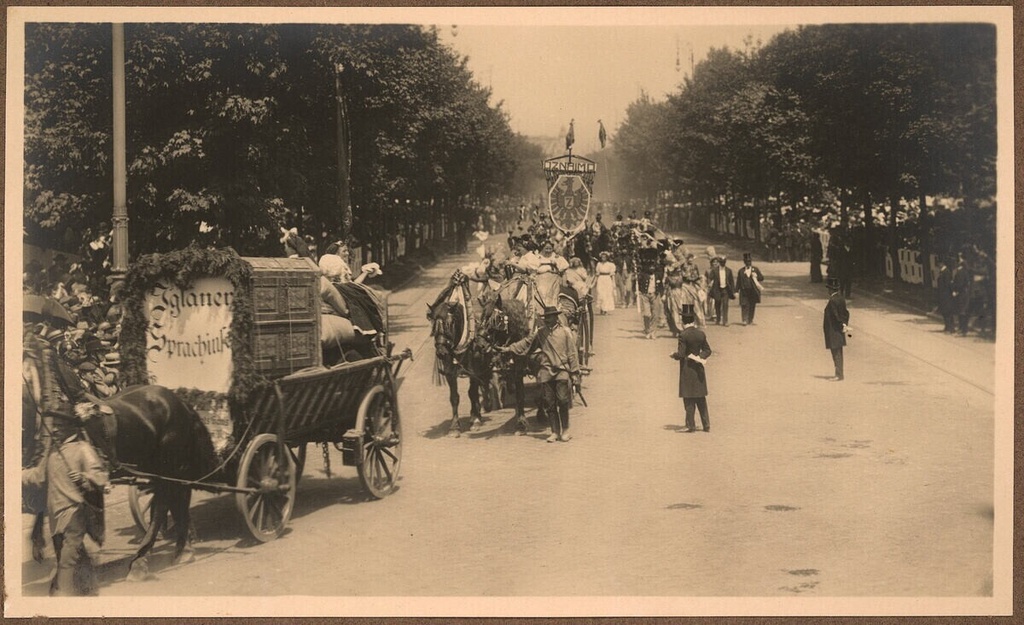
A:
[666, 283, 706, 327]
[595, 274, 616, 312]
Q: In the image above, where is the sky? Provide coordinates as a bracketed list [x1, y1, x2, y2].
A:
[438, 23, 793, 155]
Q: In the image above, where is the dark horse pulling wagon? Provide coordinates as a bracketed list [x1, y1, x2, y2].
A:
[106, 248, 409, 576]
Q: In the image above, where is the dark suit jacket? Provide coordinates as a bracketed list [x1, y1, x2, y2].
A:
[736, 264, 764, 303]
[705, 266, 735, 298]
[674, 326, 712, 397]
[823, 292, 850, 349]
[936, 266, 954, 313]
[951, 263, 972, 314]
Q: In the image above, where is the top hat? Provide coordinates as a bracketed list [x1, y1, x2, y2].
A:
[826, 277, 842, 290]
[742, 252, 753, 260]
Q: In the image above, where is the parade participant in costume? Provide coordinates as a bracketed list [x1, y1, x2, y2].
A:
[524, 240, 569, 306]
[43, 414, 108, 596]
[588, 213, 609, 271]
[662, 246, 685, 335]
[823, 277, 851, 381]
[500, 306, 581, 443]
[317, 254, 381, 359]
[564, 257, 590, 300]
[459, 254, 501, 296]
[505, 239, 531, 278]
[23, 324, 89, 466]
[736, 252, 765, 325]
[671, 305, 712, 433]
[705, 256, 735, 326]
[594, 251, 617, 314]
[522, 239, 567, 274]
[635, 235, 665, 340]
[664, 247, 704, 334]
[702, 246, 717, 321]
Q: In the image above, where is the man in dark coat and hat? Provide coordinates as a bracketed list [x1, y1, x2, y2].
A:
[950, 250, 972, 336]
[823, 277, 851, 381]
[935, 255, 956, 333]
[735, 252, 764, 325]
[671, 305, 712, 432]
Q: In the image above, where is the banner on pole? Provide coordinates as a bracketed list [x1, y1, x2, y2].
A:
[543, 155, 596, 233]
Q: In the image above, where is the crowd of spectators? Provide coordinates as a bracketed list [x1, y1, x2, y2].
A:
[23, 234, 122, 399]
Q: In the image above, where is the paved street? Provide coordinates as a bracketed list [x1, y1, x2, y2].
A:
[20, 231, 996, 602]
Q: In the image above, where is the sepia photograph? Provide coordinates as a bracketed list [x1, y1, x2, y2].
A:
[4, 5, 1014, 618]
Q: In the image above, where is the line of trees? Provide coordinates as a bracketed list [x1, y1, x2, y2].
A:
[614, 24, 997, 284]
[24, 23, 545, 266]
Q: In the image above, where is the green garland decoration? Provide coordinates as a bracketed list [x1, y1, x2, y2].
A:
[120, 245, 269, 406]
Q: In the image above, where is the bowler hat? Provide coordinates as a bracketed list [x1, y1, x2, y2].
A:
[826, 277, 842, 290]
[541, 305, 561, 318]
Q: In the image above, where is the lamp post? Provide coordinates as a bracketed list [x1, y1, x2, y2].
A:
[110, 23, 128, 288]
[335, 63, 352, 240]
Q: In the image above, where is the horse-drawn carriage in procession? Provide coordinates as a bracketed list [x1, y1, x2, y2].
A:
[428, 152, 597, 437]
[27, 246, 410, 578]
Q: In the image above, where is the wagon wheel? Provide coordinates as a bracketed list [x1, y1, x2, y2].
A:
[127, 483, 174, 537]
[235, 433, 296, 543]
[356, 387, 403, 499]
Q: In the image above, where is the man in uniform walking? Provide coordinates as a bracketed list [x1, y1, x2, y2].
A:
[501, 306, 581, 442]
[671, 305, 712, 432]
[735, 252, 764, 325]
[823, 277, 851, 381]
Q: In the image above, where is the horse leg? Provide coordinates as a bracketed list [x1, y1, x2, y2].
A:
[169, 487, 195, 565]
[127, 486, 170, 582]
[447, 373, 462, 438]
[468, 379, 483, 432]
[31, 511, 46, 563]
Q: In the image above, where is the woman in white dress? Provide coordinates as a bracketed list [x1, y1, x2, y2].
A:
[594, 251, 617, 314]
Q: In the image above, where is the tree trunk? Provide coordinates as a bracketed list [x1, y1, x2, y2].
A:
[888, 194, 900, 283]
[335, 67, 353, 240]
[919, 190, 932, 289]
[862, 189, 874, 276]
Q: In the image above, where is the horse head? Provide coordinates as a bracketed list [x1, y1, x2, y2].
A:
[429, 300, 466, 361]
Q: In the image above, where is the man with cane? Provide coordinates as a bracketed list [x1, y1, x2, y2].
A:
[824, 276, 851, 381]
[671, 305, 713, 433]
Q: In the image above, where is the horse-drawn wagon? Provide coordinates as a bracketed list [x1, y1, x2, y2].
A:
[102, 247, 409, 572]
